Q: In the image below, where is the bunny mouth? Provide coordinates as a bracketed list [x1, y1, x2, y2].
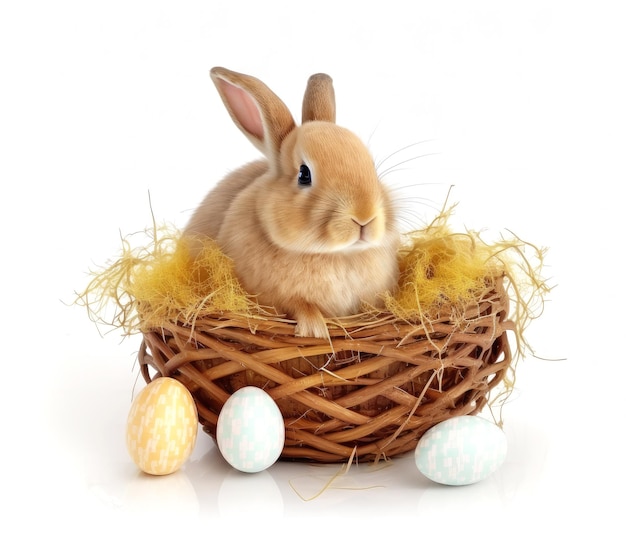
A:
[304, 236, 377, 254]
[342, 237, 379, 252]
[336, 224, 384, 252]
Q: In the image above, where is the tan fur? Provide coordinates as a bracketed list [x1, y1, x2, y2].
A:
[184, 67, 400, 338]
[302, 74, 336, 123]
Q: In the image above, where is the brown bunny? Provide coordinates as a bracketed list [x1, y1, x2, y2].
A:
[184, 67, 400, 338]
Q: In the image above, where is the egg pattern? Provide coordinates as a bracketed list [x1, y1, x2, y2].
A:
[126, 377, 198, 476]
[217, 386, 285, 473]
[415, 415, 507, 486]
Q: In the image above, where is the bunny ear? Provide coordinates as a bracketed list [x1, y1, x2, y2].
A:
[302, 73, 336, 123]
[210, 67, 296, 162]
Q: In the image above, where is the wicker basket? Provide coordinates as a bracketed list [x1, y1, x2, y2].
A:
[137, 275, 513, 463]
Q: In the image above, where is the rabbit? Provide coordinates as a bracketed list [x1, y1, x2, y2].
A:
[184, 66, 400, 339]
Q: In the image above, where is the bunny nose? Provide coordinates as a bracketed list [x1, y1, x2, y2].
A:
[352, 216, 375, 226]
[352, 217, 376, 241]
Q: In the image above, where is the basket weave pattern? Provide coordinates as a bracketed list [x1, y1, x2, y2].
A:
[138, 276, 512, 463]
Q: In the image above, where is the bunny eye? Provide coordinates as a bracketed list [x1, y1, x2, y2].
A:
[298, 164, 312, 186]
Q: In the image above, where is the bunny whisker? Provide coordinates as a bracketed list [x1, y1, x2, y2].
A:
[377, 152, 441, 179]
[374, 140, 436, 171]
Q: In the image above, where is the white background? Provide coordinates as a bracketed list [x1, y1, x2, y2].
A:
[1, 1, 624, 539]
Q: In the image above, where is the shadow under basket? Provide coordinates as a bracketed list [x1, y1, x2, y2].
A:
[138, 276, 513, 463]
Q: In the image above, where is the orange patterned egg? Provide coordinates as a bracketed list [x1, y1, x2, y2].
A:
[126, 377, 198, 475]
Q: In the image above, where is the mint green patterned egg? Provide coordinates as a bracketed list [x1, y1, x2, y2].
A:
[415, 415, 507, 486]
[216, 386, 285, 473]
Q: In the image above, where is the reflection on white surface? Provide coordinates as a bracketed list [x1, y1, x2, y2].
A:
[218, 468, 284, 518]
[122, 469, 200, 518]
[79, 409, 551, 521]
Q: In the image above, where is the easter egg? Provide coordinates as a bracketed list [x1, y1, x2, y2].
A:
[126, 377, 198, 476]
[415, 415, 507, 486]
[216, 386, 285, 473]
